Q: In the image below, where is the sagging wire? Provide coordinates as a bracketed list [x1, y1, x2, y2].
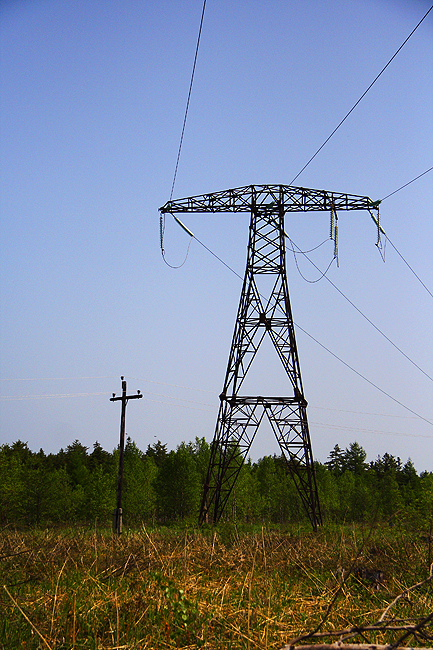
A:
[160, 212, 194, 269]
[285, 205, 339, 283]
[169, 0, 207, 203]
[370, 210, 433, 298]
[283, 221, 433, 384]
[287, 239, 329, 254]
[287, 233, 336, 284]
[295, 321, 433, 426]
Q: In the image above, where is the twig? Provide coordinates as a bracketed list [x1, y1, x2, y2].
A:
[288, 624, 425, 639]
[379, 564, 433, 622]
[3, 584, 53, 650]
[283, 645, 433, 650]
[282, 615, 433, 650]
[0, 548, 33, 561]
[388, 611, 433, 650]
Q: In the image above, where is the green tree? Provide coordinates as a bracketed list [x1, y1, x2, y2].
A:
[84, 464, 115, 522]
[122, 438, 158, 523]
[341, 442, 367, 475]
[255, 455, 280, 521]
[155, 444, 200, 521]
[326, 444, 345, 475]
[89, 441, 114, 473]
[64, 440, 90, 488]
[44, 468, 76, 522]
[315, 462, 340, 522]
[370, 453, 403, 519]
[0, 444, 26, 524]
[145, 440, 168, 467]
[226, 459, 260, 523]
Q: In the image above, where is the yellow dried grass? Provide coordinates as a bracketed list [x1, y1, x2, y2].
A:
[0, 524, 431, 649]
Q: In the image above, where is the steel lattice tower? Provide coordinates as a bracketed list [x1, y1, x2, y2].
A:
[160, 184, 379, 531]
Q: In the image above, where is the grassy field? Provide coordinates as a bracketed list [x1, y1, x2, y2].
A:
[1, 521, 432, 649]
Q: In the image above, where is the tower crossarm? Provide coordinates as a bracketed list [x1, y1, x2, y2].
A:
[159, 184, 379, 215]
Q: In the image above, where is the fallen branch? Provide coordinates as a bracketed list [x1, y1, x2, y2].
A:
[379, 565, 433, 622]
[282, 645, 433, 650]
[388, 611, 433, 650]
[284, 571, 433, 650]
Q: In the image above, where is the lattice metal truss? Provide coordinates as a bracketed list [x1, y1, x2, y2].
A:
[160, 185, 379, 531]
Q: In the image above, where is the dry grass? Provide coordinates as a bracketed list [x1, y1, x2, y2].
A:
[1, 522, 432, 649]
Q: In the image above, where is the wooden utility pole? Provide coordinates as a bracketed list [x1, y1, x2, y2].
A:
[110, 376, 142, 534]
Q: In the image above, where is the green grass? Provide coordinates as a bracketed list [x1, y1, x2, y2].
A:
[1, 522, 432, 649]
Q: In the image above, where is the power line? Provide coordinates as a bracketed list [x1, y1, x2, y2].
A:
[310, 421, 433, 440]
[125, 376, 216, 394]
[381, 166, 433, 201]
[2, 375, 431, 421]
[169, 0, 207, 201]
[377, 166, 433, 299]
[194, 235, 244, 280]
[287, 235, 336, 283]
[3, 380, 432, 435]
[287, 238, 433, 383]
[167, 221, 433, 425]
[289, 5, 433, 185]
[0, 392, 110, 400]
[139, 390, 214, 408]
[383, 235, 433, 300]
[0, 376, 116, 382]
[161, 0, 207, 269]
[309, 405, 428, 420]
[166, 211, 432, 388]
[295, 322, 432, 426]
[162, 208, 432, 414]
[141, 397, 214, 413]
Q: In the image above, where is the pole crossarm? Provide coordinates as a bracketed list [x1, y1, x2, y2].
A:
[159, 184, 379, 215]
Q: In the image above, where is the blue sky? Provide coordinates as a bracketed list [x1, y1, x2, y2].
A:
[1, 0, 432, 471]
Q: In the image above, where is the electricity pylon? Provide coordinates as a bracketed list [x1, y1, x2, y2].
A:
[160, 184, 380, 531]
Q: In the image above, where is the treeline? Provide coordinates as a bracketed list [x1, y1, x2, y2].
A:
[1, 438, 432, 527]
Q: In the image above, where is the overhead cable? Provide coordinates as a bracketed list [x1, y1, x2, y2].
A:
[125, 376, 216, 394]
[287, 237, 433, 382]
[384, 235, 433, 299]
[3, 388, 431, 433]
[289, 5, 433, 185]
[167, 216, 432, 424]
[169, 0, 207, 202]
[310, 405, 430, 420]
[167, 210, 433, 389]
[287, 235, 336, 283]
[294, 322, 432, 427]
[0, 392, 110, 400]
[373, 166, 433, 299]
[309, 421, 433, 440]
[381, 166, 433, 201]
[0, 375, 116, 382]
[194, 235, 243, 280]
[3, 374, 431, 421]
[161, 0, 207, 268]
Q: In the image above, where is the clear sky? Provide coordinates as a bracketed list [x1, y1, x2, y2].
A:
[1, 0, 432, 471]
